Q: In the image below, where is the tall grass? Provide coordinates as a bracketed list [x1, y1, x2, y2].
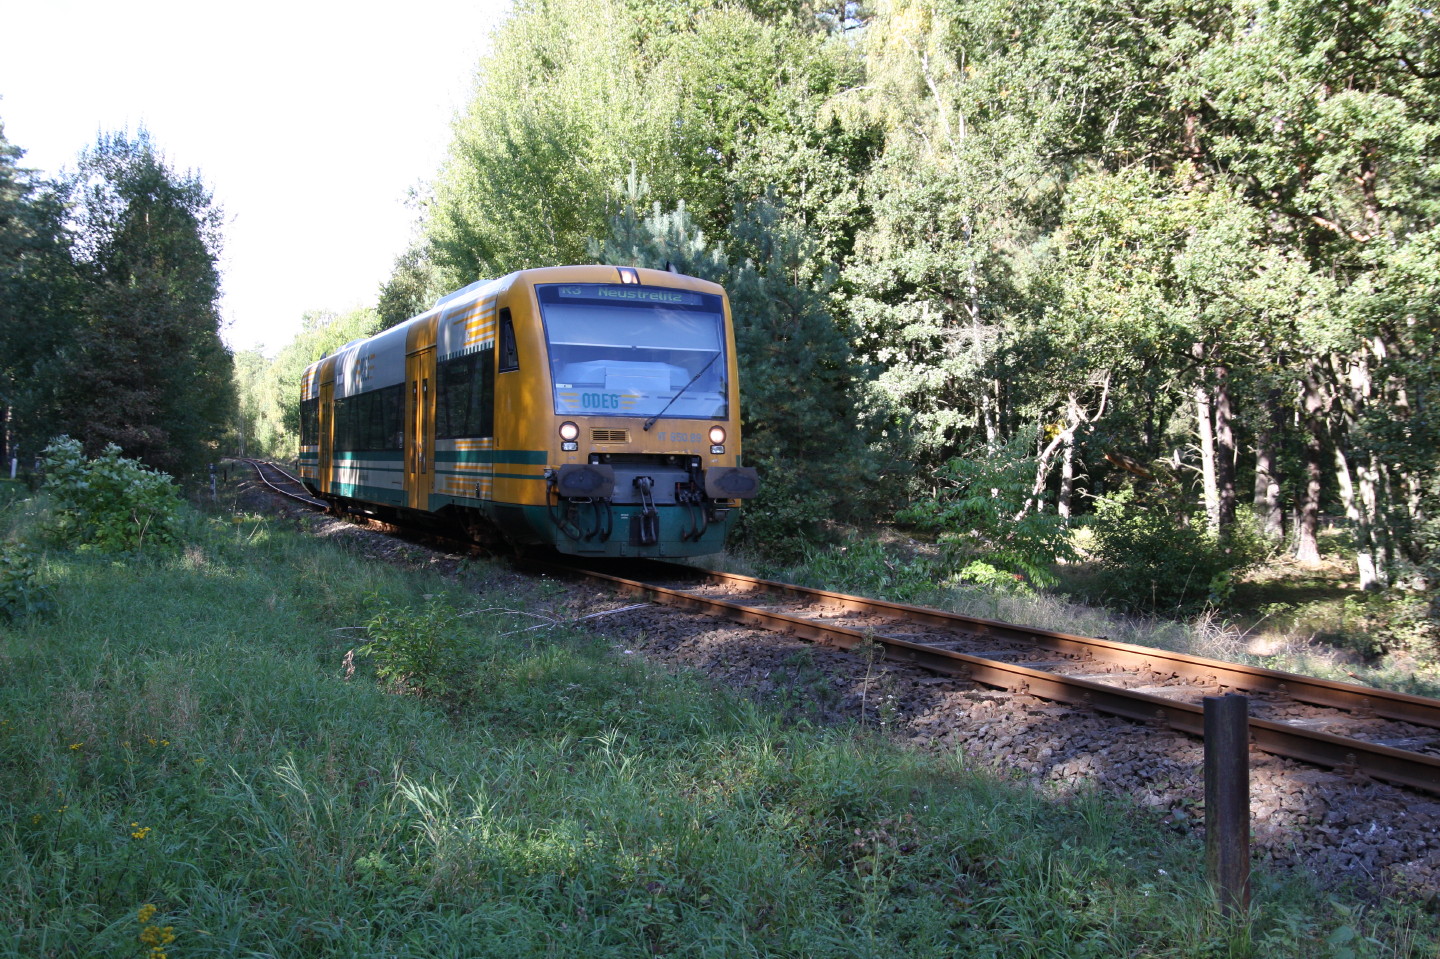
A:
[0, 501, 1433, 956]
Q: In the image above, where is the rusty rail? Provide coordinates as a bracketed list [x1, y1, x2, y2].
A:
[552, 560, 1440, 796]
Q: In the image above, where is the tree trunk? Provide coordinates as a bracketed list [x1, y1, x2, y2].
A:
[1214, 367, 1237, 531]
[1357, 454, 1389, 588]
[1295, 437, 1323, 564]
[1294, 374, 1326, 565]
[1195, 383, 1220, 534]
[1059, 438, 1074, 521]
[1252, 423, 1283, 540]
[1333, 447, 1379, 588]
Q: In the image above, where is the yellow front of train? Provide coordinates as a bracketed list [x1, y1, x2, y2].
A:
[486, 265, 758, 557]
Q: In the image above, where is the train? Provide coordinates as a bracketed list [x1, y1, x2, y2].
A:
[297, 265, 759, 557]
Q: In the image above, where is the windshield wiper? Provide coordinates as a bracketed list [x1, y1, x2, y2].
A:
[643, 352, 721, 431]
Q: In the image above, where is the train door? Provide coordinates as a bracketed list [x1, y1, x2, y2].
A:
[405, 347, 436, 510]
[318, 378, 334, 496]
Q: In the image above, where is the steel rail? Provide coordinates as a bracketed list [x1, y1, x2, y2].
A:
[556, 561, 1440, 795]
[241, 458, 330, 510]
[651, 563, 1440, 733]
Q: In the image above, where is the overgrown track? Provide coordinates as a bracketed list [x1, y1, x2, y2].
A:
[542, 558, 1440, 796]
[240, 459, 330, 510]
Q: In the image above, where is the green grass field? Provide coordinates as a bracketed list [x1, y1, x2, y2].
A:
[1, 492, 1434, 957]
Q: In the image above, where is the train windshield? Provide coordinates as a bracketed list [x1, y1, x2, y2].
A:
[537, 283, 729, 420]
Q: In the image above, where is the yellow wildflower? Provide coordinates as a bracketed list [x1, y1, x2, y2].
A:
[130, 823, 151, 840]
[137, 904, 156, 924]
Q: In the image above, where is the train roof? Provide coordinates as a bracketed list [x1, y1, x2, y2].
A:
[302, 264, 722, 380]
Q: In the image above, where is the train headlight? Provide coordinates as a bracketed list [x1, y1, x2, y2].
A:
[559, 421, 580, 451]
[708, 426, 726, 445]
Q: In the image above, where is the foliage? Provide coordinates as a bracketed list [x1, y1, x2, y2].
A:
[898, 438, 1077, 589]
[0, 543, 50, 622]
[231, 306, 382, 459]
[56, 130, 234, 477]
[791, 537, 937, 604]
[1087, 486, 1259, 615]
[376, 243, 440, 332]
[1342, 592, 1440, 664]
[730, 473, 833, 563]
[355, 593, 469, 699]
[0, 121, 78, 466]
[40, 436, 182, 553]
[2, 124, 233, 479]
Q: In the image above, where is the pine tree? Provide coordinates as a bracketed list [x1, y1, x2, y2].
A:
[58, 131, 233, 477]
[0, 120, 78, 467]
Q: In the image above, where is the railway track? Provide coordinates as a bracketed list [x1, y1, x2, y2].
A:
[237, 458, 1440, 796]
[542, 558, 1440, 796]
[241, 459, 330, 510]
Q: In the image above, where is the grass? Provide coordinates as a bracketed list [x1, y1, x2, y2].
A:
[0, 493, 1436, 956]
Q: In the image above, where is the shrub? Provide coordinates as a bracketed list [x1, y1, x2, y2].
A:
[40, 437, 183, 552]
[795, 538, 936, 603]
[0, 543, 50, 622]
[356, 594, 470, 698]
[732, 471, 836, 563]
[897, 440, 1076, 590]
[1087, 487, 1257, 615]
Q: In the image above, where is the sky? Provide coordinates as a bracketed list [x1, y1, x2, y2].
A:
[0, 0, 511, 356]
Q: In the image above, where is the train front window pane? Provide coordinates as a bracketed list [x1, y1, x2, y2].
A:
[537, 283, 728, 420]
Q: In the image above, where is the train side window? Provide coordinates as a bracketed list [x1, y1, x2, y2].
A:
[499, 308, 519, 372]
[435, 360, 454, 438]
[333, 396, 350, 451]
[383, 384, 403, 449]
[300, 397, 318, 447]
[435, 347, 495, 438]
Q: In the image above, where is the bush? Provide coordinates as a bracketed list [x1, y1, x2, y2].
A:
[794, 538, 936, 603]
[0, 543, 50, 622]
[897, 440, 1076, 590]
[40, 437, 183, 552]
[1087, 487, 1257, 615]
[356, 594, 470, 698]
[732, 471, 836, 563]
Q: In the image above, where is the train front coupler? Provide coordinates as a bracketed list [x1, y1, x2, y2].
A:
[547, 464, 616, 542]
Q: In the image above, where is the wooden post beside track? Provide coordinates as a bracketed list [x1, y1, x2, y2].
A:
[1204, 693, 1251, 919]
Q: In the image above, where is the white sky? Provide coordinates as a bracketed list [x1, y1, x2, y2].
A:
[0, 0, 510, 356]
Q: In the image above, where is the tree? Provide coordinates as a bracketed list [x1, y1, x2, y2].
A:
[377, 243, 439, 331]
[57, 131, 233, 477]
[0, 119, 78, 466]
[232, 306, 384, 460]
[843, 0, 1073, 465]
[425, 0, 696, 287]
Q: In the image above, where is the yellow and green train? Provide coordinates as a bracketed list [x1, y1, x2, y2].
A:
[297, 265, 759, 557]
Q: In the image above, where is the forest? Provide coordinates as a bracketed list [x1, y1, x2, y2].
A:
[9, 0, 1440, 639]
[248, 0, 1438, 618]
